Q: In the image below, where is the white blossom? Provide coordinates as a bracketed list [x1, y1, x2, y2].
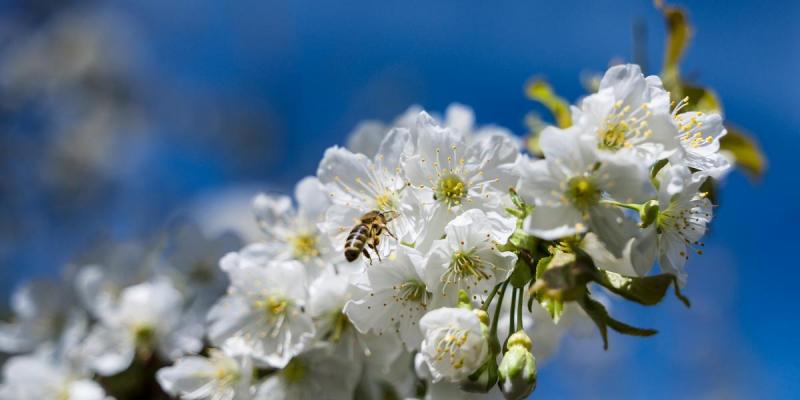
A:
[0, 345, 108, 400]
[253, 177, 338, 278]
[207, 255, 315, 368]
[318, 128, 422, 258]
[0, 280, 86, 354]
[419, 307, 489, 382]
[255, 348, 361, 400]
[639, 165, 713, 285]
[157, 349, 253, 400]
[518, 126, 649, 240]
[81, 279, 196, 376]
[344, 246, 431, 350]
[402, 112, 518, 249]
[423, 209, 517, 304]
[573, 64, 677, 165]
[670, 110, 732, 178]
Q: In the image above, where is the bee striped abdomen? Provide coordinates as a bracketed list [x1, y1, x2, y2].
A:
[344, 224, 370, 262]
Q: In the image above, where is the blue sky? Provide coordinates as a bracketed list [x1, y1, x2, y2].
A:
[1, 0, 798, 398]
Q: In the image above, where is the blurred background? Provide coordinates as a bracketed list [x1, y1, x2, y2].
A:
[0, 0, 797, 398]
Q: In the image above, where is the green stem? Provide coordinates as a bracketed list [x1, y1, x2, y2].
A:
[490, 280, 510, 353]
[516, 287, 524, 332]
[599, 199, 643, 212]
[481, 283, 503, 311]
[509, 287, 517, 336]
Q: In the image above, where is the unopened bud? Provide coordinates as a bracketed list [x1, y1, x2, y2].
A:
[457, 290, 473, 310]
[639, 199, 660, 228]
[499, 331, 537, 400]
[473, 309, 489, 326]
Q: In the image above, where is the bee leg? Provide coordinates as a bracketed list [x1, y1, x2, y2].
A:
[369, 241, 382, 263]
[361, 248, 373, 265]
[385, 227, 397, 240]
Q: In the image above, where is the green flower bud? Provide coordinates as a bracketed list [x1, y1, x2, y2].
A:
[473, 309, 489, 326]
[639, 199, 660, 228]
[499, 332, 537, 400]
[457, 289, 473, 310]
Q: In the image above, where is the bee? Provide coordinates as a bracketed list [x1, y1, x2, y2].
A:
[344, 210, 398, 264]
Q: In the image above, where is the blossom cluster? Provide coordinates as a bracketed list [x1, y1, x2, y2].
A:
[0, 64, 732, 399]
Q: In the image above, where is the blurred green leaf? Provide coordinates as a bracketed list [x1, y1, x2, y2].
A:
[592, 269, 690, 307]
[681, 84, 721, 113]
[524, 78, 572, 128]
[578, 293, 657, 350]
[721, 124, 767, 178]
[658, 2, 692, 87]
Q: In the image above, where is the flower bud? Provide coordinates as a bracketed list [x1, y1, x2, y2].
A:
[498, 331, 537, 400]
[473, 309, 489, 326]
[639, 199, 660, 228]
[457, 289, 473, 310]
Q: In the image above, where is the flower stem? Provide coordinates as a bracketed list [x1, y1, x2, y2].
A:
[516, 287, 524, 332]
[509, 287, 517, 336]
[481, 283, 503, 311]
[490, 280, 509, 353]
[600, 199, 643, 212]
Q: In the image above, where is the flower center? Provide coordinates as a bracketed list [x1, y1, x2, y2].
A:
[434, 328, 470, 370]
[676, 114, 714, 149]
[597, 101, 653, 151]
[133, 324, 155, 347]
[283, 358, 307, 384]
[435, 174, 468, 207]
[209, 350, 240, 385]
[443, 251, 491, 287]
[598, 122, 629, 151]
[289, 233, 319, 260]
[255, 295, 289, 318]
[395, 280, 430, 304]
[375, 191, 395, 211]
[656, 199, 707, 258]
[566, 176, 600, 210]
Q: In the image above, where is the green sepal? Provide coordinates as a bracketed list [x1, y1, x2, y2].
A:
[650, 159, 669, 190]
[529, 257, 591, 322]
[592, 268, 690, 308]
[509, 258, 533, 289]
[528, 255, 563, 321]
[509, 230, 537, 253]
[577, 293, 657, 350]
[534, 256, 552, 279]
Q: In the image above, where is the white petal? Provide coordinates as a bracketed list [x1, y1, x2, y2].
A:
[523, 205, 584, 240]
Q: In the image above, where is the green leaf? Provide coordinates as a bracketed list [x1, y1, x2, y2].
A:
[658, 2, 692, 88]
[681, 84, 721, 113]
[524, 78, 572, 128]
[577, 294, 657, 350]
[720, 124, 766, 178]
[592, 268, 691, 308]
